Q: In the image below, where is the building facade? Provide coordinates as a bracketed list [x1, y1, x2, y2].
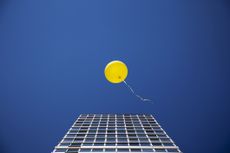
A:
[53, 114, 181, 153]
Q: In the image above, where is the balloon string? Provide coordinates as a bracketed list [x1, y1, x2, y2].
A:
[123, 80, 152, 103]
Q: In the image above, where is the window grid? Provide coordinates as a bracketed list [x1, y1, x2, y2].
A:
[53, 114, 181, 153]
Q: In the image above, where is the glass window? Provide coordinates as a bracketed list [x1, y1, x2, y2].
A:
[82, 143, 93, 146]
[150, 138, 159, 141]
[55, 148, 67, 152]
[142, 149, 153, 152]
[155, 149, 166, 152]
[98, 127, 106, 130]
[117, 123, 125, 126]
[95, 138, 105, 142]
[88, 131, 96, 134]
[129, 143, 139, 146]
[97, 134, 105, 138]
[139, 138, 149, 141]
[100, 123, 107, 126]
[60, 143, 70, 146]
[66, 134, 75, 137]
[152, 142, 162, 146]
[157, 134, 166, 137]
[117, 148, 129, 152]
[71, 127, 80, 130]
[117, 134, 126, 137]
[63, 138, 74, 141]
[127, 127, 134, 130]
[76, 134, 85, 137]
[163, 143, 174, 146]
[148, 134, 157, 137]
[79, 148, 91, 152]
[107, 130, 116, 133]
[105, 143, 116, 146]
[67, 148, 79, 152]
[70, 143, 81, 147]
[128, 134, 137, 137]
[107, 138, 116, 143]
[69, 130, 78, 133]
[129, 138, 138, 142]
[85, 138, 94, 141]
[117, 143, 128, 146]
[87, 134, 96, 137]
[105, 148, 116, 152]
[117, 130, 126, 134]
[133, 123, 140, 126]
[117, 138, 128, 142]
[75, 138, 84, 141]
[93, 143, 104, 146]
[108, 127, 115, 130]
[131, 149, 141, 152]
[117, 127, 125, 130]
[107, 134, 116, 138]
[98, 130, 106, 133]
[140, 143, 151, 146]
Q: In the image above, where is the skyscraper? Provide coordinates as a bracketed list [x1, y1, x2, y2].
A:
[53, 114, 181, 153]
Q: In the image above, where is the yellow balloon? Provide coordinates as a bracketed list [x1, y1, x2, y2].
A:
[104, 60, 128, 83]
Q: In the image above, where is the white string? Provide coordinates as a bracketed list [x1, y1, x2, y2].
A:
[123, 80, 152, 103]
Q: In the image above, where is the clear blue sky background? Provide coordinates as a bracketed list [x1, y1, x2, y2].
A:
[1, 1, 230, 153]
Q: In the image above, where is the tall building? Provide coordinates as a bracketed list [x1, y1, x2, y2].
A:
[53, 114, 181, 153]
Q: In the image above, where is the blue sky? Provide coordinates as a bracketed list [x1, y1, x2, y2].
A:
[0, 1, 230, 153]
